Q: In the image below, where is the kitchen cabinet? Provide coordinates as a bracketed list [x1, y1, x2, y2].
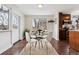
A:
[63, 14, 71, 20]
[69, 31, 79, 51]
[59, 29, 65, 40]
[59, 12, 63, 28]
[59, 13, 71, 28]
[59, 12, 71, 40]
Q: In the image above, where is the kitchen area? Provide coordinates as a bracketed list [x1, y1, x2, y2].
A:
[69, 13, 79, 51]
[59, 12, 71, 41]
[59, 12, 79, 51]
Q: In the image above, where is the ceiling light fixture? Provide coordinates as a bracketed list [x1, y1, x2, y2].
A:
[38, 4, 43, 8]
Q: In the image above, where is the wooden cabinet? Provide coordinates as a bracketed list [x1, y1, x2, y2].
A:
[69, 31, 75, 48]
[59, 29, 65, 40]
[63, 14, 71, 20]
[59, 12, 71, 40]
[59, 12, 71, 28]
[69, 31, 79, 51]
[59, 12, 63, 28]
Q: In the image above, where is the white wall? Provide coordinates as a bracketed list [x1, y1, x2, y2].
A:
[0, 5, 25, 54]
[53, 13, 59, 40]
[71, 10, 79, 15]
[0, 32, 12, 53]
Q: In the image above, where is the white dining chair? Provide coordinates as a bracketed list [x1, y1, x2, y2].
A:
[25, 32, 37, 46]
[29, 30, 36, 39]
[30, 35, 36, 39]
[43, 35, 47, 38]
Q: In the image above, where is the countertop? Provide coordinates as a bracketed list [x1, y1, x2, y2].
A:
[59, 28, 79, 31]
[69, 29, 79, 31]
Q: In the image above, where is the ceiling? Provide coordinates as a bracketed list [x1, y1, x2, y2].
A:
[15, 4, 79, 15]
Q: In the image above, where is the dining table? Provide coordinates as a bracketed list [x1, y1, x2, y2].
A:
[34, 35, 44, 48]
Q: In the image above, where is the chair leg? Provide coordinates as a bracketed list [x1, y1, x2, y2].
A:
[41, 40, 43, 48]
[31, 42, 33, 47]
[30, 42, 31, 55]
[39, 41, 40, 49]
[45, 41, 48, 54]
[35, 41, 37, 48]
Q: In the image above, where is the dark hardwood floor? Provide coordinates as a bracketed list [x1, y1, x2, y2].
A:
[50, 38, 79, 55]
[1, 38, 79, 55]
[1, 40, 27, 55]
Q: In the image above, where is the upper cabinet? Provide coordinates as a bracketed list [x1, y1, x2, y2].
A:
[63, 14, 71, 20]
[59, 12, 71, 28]
[59, 12, 63, 28]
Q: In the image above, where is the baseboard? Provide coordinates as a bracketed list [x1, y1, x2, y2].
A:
[13, 40, 21, 45]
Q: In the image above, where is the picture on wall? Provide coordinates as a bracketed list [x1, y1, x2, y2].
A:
[32, 18, 47, 30]
[12, 13, 19, 29]
[0, 5, 9, 30]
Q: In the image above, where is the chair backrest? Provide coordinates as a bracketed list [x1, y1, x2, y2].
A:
[25, 32, 30, 42]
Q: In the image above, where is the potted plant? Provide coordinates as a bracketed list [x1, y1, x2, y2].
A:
[23, 28, 30, 39]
